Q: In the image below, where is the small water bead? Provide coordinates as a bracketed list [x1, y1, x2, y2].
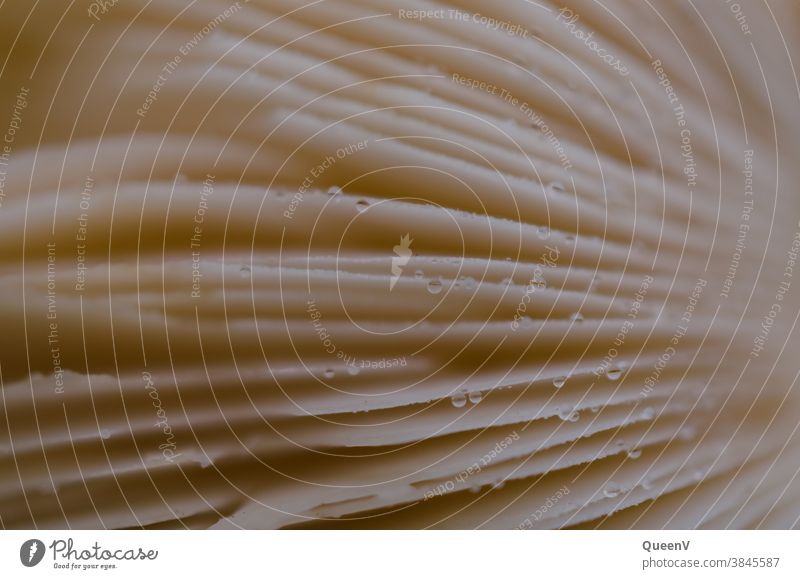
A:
[468, 390, 483, 404]
[427, 278, 443, 294]
[460, 276, 477, 289]
[536, 225, 550, 240]
[553, 375, 567, 389]
[415, 269, 424, 279]
[100, 429, 111, 440]
[640, 407, 656, 420]
[558, 407, 579, 422]
[346, 365, 360, 376]
[355, 199, 370, 212]
[549, 181, 567, 194]
[451, 393, 467, 408]
[678, 426, 697, 441]
[590, 405, 600, 413]
[501, 277, 513, 286]
[627, 448, 642, 460]
[569, 312, 584, 322]
[327, 185, 342, 195]
[641, 477, 654, 490]
[240, 265, 251, 278]
[323, 368, 335, 379]
[603, 482, 621, 498]
[606, 367, 623, 380]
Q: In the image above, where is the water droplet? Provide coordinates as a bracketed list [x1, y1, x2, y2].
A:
[468, 390, 483, 404]
[427, 278, 443, 294]
[603, 482, 621, 498]
[606, 367, 623, 380]
[327, 186, 341, 195]
[569, 312, 584, 322]
[549, 181, 567, 194]
[590, 405, 600, 413]
[627, 448, 642, 460]
[558, 407, 579, 422]
[100, 429, 111, 440]
[640, 407, 655, 420]
[501, 277, 513, 286]
[415, 269, 424, 279]
[346, 365, 360, 376]
[323, 368, 335, 379]
[451, 393, 467, 408]
[536, 225, 550, 240]
[553, 375, 567, 389]
[616, 439, 626, 447]
[642, 477, 654, 490]
[678, 426, 696, 441]
[240, 265, 251, 278]
[355, 199, 369, 212]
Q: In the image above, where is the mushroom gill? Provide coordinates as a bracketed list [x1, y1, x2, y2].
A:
[1, 0, 800, 529]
